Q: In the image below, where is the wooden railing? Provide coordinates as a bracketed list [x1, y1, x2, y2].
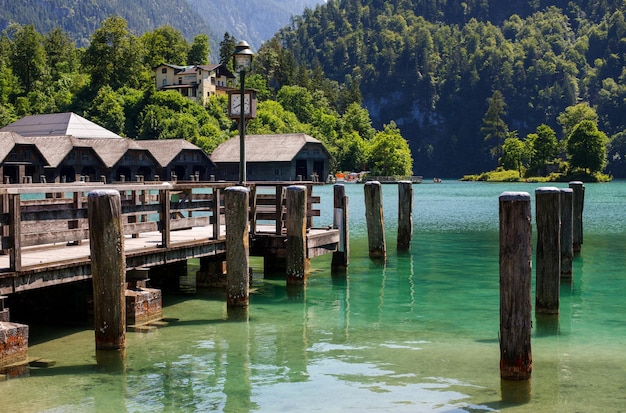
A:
[248, 182, 321, 235]
[0, 181, 322, 272]
[0, 182, 231, 272]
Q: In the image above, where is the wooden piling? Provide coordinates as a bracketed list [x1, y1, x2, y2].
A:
[331, 184, 349, 269]
[225, 186, 249, 307]
[499, 191, 532, 381]
[535, 187, 561, 314]
[560, 188, 574, 278]
[364, 181, 386, 259]
[88, 190, 126, 353]
[397, 181, 413, 250]
[286, 185, 308, 285]
[569, 181, 585, 252]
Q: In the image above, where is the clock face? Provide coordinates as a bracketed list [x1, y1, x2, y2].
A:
[230, 93, 251, 116]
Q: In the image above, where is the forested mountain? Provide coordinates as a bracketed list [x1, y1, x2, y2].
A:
[0, 0, 210, 47]
[186, 0, 325, 50]
[274, 0, 626, 177]
[0, 0, 325, 51]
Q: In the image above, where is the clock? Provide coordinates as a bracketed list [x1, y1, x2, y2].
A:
[228, 90, 257, 119]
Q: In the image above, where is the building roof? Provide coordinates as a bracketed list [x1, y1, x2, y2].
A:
[210, 133, 330, 163]
[0, 112, 123, 139]
[134, 139, 213, 166]
[17, 135, 77, 167]
[0, 133, 213, 169]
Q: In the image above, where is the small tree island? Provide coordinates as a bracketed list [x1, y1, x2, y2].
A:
[463, 101, 611, 183]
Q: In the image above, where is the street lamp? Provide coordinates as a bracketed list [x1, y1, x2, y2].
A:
[233, 40, 254, 184]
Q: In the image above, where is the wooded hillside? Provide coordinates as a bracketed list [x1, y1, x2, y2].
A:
[276, 0, 626, 177]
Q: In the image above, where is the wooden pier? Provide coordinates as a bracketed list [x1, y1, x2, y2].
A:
[0, 181, 341, 295]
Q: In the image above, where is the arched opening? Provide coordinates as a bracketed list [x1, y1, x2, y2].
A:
[174, 165, 186, 180]
[116, 167, 131, 182]
[137, 166, 153, 181]
[192, 165, 205, 180]
[81, 166, 97, 182]
[60, 166, 76, 183]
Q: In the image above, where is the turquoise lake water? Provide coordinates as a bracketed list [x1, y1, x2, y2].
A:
[2, 180, 626, 412]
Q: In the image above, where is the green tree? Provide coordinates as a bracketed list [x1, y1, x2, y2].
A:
[246, 100, 308, 135]
[188, 34, 210, 65]
[219, 32, 237, 67]
[481, 90, 508, 162]
[87, 85, 126, 135]
[10, 24, 47, 93]
[276, 85, 315, 124]
[526, 124, 558, 176]
[342, 102, 375, 140]
[142, 26, 190, 68]
[501, 133, 529, 176]
[557, 103, 599, 140]
[367, 122, 413, 176]
[44, 28, 79, 80]
[335, 131, 368, 172]
[83, 16, 147, 91]
[566, 120, 608, 174]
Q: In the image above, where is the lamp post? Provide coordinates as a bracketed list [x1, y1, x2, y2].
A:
[233, 40, 254, 184]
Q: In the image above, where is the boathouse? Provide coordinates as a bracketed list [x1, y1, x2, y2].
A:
[0, 113, 213, 183]
[210, 133, 332, 182]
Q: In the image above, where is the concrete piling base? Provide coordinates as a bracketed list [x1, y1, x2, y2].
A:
[125, 288, 162, 326]
[0, 322, 29, 369]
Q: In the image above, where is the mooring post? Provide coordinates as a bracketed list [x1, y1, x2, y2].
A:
[364, 181, 386, 259]
[286, 185, 308, 285]
[225, 186, 250, 307]
[88, 190, 126, 359]
[569, 181, 584, 253]
[331, 184, 349, 270]
[397, 181, 413, 250]
[499, 191, 532, 381]
[535, 187, 561, 314]
[560, 188, 574, 278]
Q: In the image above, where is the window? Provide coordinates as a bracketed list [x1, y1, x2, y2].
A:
[161, 68, 167, 74]
[162, 79, 167, 87]
[178, 77, 182, 84]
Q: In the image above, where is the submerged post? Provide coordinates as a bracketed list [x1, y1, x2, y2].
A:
[286, 185, 308, 285]
[535, 187, 561, 314]
[499, 191, 532, 381]
[397, 181, 413, 250]
[364, 181, 386, 259]
[331, 184, 349, 270]
[569, 181, 585, 253]
[560, 188, 574, 278]
[88, 190, 126, 357]
[225, 186, 250, 307]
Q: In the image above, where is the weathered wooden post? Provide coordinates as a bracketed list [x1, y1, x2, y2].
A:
[499, 192, 532, 381]
[88, 190, 126, 362]
[397, 181, 413, 250]
[331, 184, 349, 270]
[569, 181, 584, 252]
[225, 186, 249, 308]
[286, 185, 308, 285]
[8, 194, 21, 271]
[535, 187, 561, 314]
[364, 181, 386, 259]
[560, 188, 574, 278]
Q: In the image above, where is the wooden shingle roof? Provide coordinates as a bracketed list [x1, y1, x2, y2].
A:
[0, 132, 21, 161]
[210, 133, 330, 163]
[135, 139, 213, 166]
[17, 135, 76, 167]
